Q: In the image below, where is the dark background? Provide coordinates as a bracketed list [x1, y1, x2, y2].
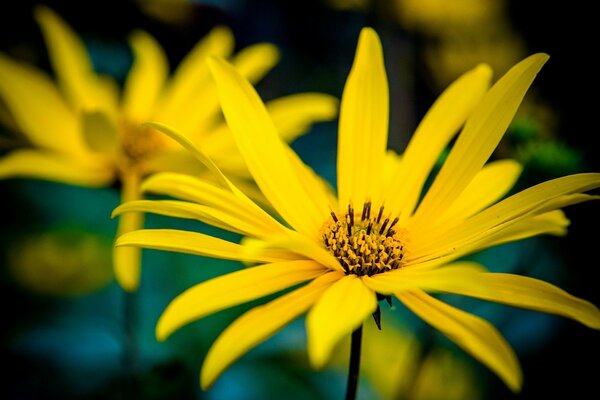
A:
[1, 0, 598, 399]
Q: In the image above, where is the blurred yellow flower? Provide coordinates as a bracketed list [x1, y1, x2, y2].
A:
[0, 6, 338, 291]
[114, 28, 600, 390]
[8, 226, 113, 296]
[329, 320, 481, 400]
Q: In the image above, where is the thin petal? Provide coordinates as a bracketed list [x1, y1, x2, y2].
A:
[201, 271, 342, 389]
[208, 57, 327, 236]
[307, 275, 377, 368]
[476, 210, 570, 248]
[113, 172, 144, 291]
[157, 25, 234, 124]
[337, 27, 389, 208]
[362, 262, 488, 295]
[229, 43, 280, 85]
[116, 229, 297, 263]
[34, 6, 103, 110]
[122, 31, 168, 122]
[0, 149, 114, 187]
[265, 93, 339, 143]
[0, 53, 83, 154]
[420, 272, 600, 330]
[435, 159, 523, 226]
[140, 171, 286, 238]
[397, 290, 522, 392]
[156, 260, 328, 340]
[386, 64, 493, 220]
[410, 174, 600, 259]
[411, 54, 549, 226]
[114, 199, 278, 238]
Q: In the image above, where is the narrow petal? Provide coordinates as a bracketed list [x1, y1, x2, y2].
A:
[262, 230, 344, 272]
[144, 121, 281, 231]
[475, 210, 570, 249]
[208, 57, 327, 236]
[34, 6, 104, 110]
[116, 229, 297, 263]
[0, 54, 83, 154]
[435, 159, 523, 226]
[420, 272, 600, 330]
[0, 149, 114, 187]
[410, 174, 600, 259]
[411, 54, 549, 226]
[306, 275, 377, 368]
[265, 93, 339, 143]
[362, 262, 488, 295]
[156, 260, 328, 340]
[386, 64, 492, 219]
[157, 25, 234, 124]
[366, 261, 600, 330]
[201, 271, 342, 388]
[337, 27, 389, 208]
[397, 290, 522, 392]
[122, 31, 168, 122]
[114, 199, 278, 238]
[229, 43, 280, 85]
[113, 172, 144, 291]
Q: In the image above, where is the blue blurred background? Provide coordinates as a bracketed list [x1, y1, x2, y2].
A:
[1, 0, 599, 399]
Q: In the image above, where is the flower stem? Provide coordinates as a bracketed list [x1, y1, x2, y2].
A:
[345, 325, 363, 400]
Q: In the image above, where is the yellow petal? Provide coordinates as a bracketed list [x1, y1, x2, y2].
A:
[386, 63, 492, 220]
[156, 260, 328, 340]
[141, 173, 286, 238]
[435, 159, 523, 226]
[144, 121, 283, 231]
[262, 230, 344, 272]
[0, 53, 83, 154]
[476, 210, 570, 249]
[420, 272, 600, 330]
[410, 174, 600, 259]
[405, 209, 576, 271]
[208, 57, 327, 236]
[411, 54, 549, 226]
[201, 271, 342, 388]
[306, 275, 377, 368]
[229, 43, 280, 84]
[397, 290, 522, 392]
[34, 6, 103, 111]
[0, 149, 114, 187]
[265, 93, 339, 143]
[157, 25, 234, 124]
[122, 31, 168, 122]
[337, 27, 389, 208]
[81, 110, 119, 154]
[114, 199, 277, 238]
[116, 228, 297, 263]
[362, 262, 488, 294]
[113, 172, 144, 291]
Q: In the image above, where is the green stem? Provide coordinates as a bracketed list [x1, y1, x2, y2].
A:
[345, 325, 363, 400]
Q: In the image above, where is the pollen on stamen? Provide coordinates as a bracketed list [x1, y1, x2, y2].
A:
[321, 202, 407, 276]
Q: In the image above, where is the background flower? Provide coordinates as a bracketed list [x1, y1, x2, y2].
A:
[1, 0, 598, 399]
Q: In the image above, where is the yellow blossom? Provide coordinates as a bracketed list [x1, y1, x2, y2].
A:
[114, 28, 600, 390]
[0, 6, 338, 291]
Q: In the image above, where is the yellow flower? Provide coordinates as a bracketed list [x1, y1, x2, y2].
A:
[0, 6, 338, 291]
[114, 28, 600, 390]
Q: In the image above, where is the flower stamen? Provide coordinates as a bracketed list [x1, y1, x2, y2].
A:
[321, 202, 407, 276]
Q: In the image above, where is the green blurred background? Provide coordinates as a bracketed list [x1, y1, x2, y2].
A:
[1, 0, 598, 399]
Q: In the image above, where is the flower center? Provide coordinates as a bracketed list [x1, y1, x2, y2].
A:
[121, 121, 167, 161]
[321, 202, 406, 276]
